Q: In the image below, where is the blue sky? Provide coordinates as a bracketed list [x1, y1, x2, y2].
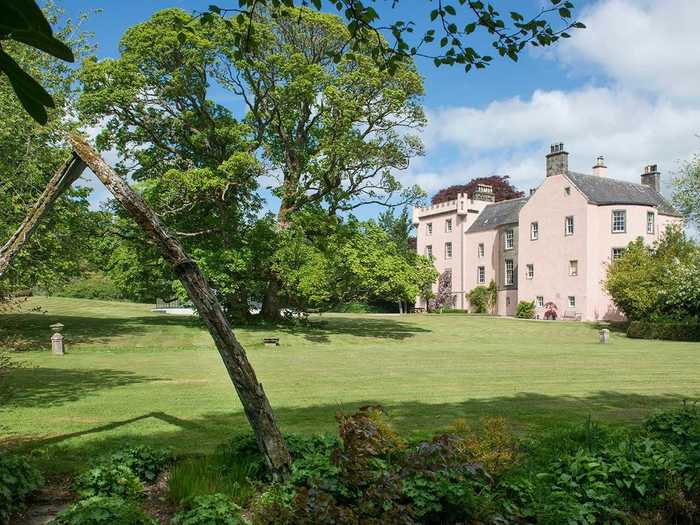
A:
[57, 0, 700, 225]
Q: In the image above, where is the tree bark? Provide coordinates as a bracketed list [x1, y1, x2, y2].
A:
[66, 133, 292, 479]
[0, 154, 86, 278]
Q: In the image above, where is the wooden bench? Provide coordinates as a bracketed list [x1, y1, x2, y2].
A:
[263, 337, 280, 347]
[562, 310, 582, 321]
[414, 307, 426, 314]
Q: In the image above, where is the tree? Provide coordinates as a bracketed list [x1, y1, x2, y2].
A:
[431, 175, 525, 205]
[378, 207, 414, 256]
[604, 226, 700, 321]
[673, 153, 700, 228]
[0, 7, 103, 303]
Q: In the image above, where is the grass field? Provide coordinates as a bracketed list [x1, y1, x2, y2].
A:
[1, 297, 699, 475]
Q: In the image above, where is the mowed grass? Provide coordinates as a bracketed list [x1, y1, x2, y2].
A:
[1, 296, 699, 475]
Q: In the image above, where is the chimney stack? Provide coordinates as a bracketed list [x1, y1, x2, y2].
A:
[546, 142, 568, 177]
[640, 164, 660, 193]
[592, 156, 608, 177]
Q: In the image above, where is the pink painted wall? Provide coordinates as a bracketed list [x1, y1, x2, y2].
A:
[463, 229, 498, 312]
[518, 174, 590, 319]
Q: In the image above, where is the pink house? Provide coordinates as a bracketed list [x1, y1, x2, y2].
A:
[413, 144, 683, 321]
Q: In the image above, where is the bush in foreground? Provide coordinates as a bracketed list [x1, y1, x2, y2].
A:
[0, 455, 43, 524]
[105, 445, 172, 483]
[51, 496, 156, 525]
[171, 493, 245, 525]
[75, 465, 144, 501]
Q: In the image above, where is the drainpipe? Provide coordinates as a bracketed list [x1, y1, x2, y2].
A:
[460, 214, 465, 310]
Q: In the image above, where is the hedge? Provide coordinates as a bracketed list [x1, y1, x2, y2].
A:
[627, 320, 700, 342]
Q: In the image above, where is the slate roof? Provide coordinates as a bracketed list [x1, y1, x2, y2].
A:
[566, 171, 681, 217]
[466, 197, 529, 233]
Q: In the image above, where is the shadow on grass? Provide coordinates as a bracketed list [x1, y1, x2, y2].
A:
[268, 316, 431, 343]
[1, 367, 162, 409]
[0, 311, 431, 348]
[5, 390, 698, 475]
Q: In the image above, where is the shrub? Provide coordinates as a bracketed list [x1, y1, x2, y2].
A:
[106, 445, 172, 483]
[467, 286, 490, 314]
[627, 320, 700, 341]
[51, 496, 156, 525]
[55, 273, 123, 301]
[0, 455, 43, 524]
[515, 301, 535, 319]
[171, 494, 245, 525]
[75, 465, 144, 501]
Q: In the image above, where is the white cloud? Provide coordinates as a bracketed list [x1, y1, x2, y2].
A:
[414, 86, 699, 195]
[557, 0, 700, 99]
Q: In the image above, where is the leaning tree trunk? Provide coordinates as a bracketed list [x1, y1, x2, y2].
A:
[0, 154, 85, 278]
[67, 133, 291, 479]
[0, 134, 292, 479]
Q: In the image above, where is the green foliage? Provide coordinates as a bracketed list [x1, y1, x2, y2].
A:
[199, 1, 583, 76]
[516, 300, 535, 319]
[51, 496, 157, 525]
[0, 455, 43, 524]
[55, 273, 123, 301]
[75, 465, 144, 501]
[171, 494, 245, 525]
[168, 455, 255, 509]
[0, 0, 74, 123]
[248, 405, 700, 524]
[0, 6, 102, 300]
[468, 280, 496, 314]
[627, 320, 700, 342]
[673, 153, 700, 228]
[604, 226, 700, 321]
[104, 446, 172, 484]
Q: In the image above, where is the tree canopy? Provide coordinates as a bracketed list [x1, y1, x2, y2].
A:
[673, 153, 700, 229]
[431, 175, 524, 204]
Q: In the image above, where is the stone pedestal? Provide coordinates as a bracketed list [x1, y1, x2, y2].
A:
[50, 323, 65, 355]
[599, 328, 610, 344]
[51, 333, 65, 355]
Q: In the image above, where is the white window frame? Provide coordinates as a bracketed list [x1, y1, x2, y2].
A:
[612, 210, 626, 233]
[536, 296, 544, 308]
[505, 259, 514, 286]
[568, 296, 576, 308]
[477, 266, 485, 284]
[445, 242, 452, 259]
[565, 216, 574, 236]
[569, 259, 578, 276]
[611, 247, 625, 260]
[425, 245, 433, 258]
[478, 243, 484, 257]
[647, 211, 655, 234]
[445, 218, 453, 233]
[530, 221, 539, 240]
[526, 264, 534, 279]
[504, 229, 514, 250]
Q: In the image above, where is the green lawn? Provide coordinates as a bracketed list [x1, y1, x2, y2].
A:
[1, 297, 699, 475]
